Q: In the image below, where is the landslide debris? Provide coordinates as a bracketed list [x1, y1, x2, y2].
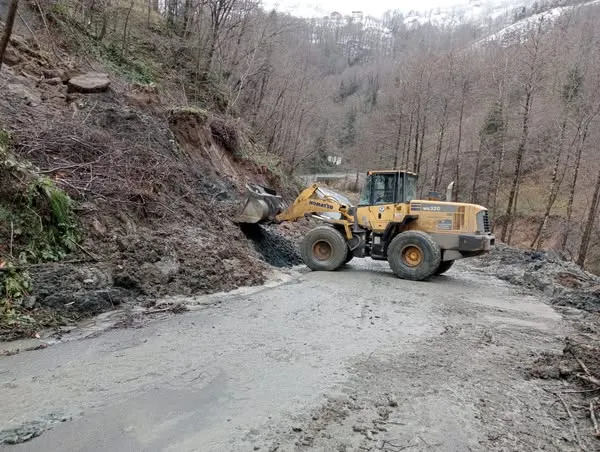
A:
[469, 243, 600, 313]
[472, 245, 600, 443]
[240, 224, 303, 268]
[0, 26, 303, 340]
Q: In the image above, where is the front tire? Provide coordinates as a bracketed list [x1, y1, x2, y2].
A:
[301, 226, 348, 271]
[435, 260, 455, 275]
[387, 231, 441, 281]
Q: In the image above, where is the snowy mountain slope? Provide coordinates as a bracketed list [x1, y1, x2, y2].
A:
[402, 0, 530, 28]
[474, 0, 600, 46]
[264, 0, 533, 22]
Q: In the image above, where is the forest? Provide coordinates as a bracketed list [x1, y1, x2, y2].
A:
[1, 0, 600, 272]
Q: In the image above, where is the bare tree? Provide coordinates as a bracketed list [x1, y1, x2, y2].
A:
[501, 19, 545, 243]
[206, 0, 238, 73]
[0, 0, 19, 72]
[576, 166, 600, 267]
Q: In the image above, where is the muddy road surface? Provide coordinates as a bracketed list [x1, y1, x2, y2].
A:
[0, 260, 588, 451]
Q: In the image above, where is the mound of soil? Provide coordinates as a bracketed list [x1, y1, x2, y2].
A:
[240, 224, 303, 268]
[470, 243, 600, 313]
[473, 244, 600, 415]
[0, 32, 306, 339]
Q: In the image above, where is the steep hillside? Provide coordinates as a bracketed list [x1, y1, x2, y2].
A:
[0, 4, 306, 339]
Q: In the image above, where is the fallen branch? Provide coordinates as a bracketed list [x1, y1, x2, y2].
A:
[544, 389, 585, 450]
[16, 10, 38, 47]
[73, 242, 101, 262]
[591, 400, 600, 438]
[143, 304, 189, 315]
[558, 392, 585, 450]
[39, 159, 101, 174]
[577, 357, 592, 377]
[578, 374, 600, 388]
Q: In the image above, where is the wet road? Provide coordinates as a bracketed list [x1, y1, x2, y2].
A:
[0, 260, 581, 451]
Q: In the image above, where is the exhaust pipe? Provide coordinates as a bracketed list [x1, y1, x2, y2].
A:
[446, 181, 455, 202]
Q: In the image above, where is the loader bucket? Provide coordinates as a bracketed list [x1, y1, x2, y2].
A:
[235, 183, 287, 224]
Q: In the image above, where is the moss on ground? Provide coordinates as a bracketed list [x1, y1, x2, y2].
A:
[0, 132, 82, 339]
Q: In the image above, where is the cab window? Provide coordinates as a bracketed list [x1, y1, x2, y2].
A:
[372, 174, 396, 205]
[359, 178, 371, 206]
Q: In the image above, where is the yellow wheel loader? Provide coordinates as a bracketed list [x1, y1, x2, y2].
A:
[236, 170, 495, 281]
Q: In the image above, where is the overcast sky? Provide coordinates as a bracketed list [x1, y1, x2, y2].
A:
[263, 0, 471, 17]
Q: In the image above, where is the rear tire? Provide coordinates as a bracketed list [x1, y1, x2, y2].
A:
[387, 231, 441, 281]
[301, 226, 348, 271]
[435, 260, 455, 275]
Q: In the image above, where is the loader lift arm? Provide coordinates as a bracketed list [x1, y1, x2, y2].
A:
[235, 183, 356, 239]
[275, 184, 353, 223]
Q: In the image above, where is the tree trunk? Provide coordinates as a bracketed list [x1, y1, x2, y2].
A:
[576, 167, 600, 267]
[183, 0, 193, 36]
[0, 0, 19, 72]
[471, 139, 483, 204]
[412, 107, 420, 172]
[507, 185, 520, 244]
[121, 0, 135, 59]
[206, 29, 219, 74]
[433, 99, 448, 192]
[491, 109, 508, 230]
[561, 121, 589, 251]
[501, 88, 533, 242]
[531, 117, 568, 249]
[393, 114, 402, 169]
[454, 93, 465, 202]
[402, 110, 414, 169]
[416, 113, 426, 175]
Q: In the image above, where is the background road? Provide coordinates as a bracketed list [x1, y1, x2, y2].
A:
[0, 260, 579, 451]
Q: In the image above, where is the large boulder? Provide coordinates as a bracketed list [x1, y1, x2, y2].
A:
[67, 72, 111, 93]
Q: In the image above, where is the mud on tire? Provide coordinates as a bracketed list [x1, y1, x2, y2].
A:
[301, 226, 348, 271]
[435, 260, 455, 275]
[387, 231, 441, 281]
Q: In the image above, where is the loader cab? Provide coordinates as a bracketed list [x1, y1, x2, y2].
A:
[358, 171, 418, 206]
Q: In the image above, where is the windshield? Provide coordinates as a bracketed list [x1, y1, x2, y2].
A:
[372, 174, 396, 205]
[359, 180, 371, 205]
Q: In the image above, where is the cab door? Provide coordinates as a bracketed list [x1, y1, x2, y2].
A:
[367, 173, 398, 233]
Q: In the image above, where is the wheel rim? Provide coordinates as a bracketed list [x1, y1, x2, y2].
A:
[313, 240, 332, 261]
[402, 245, 423, 267]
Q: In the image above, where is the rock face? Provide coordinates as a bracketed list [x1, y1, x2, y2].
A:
[67, 73, 111, 93]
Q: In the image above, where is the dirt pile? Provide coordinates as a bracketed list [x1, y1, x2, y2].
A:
[0, 27, 304, 339]
[471, 244, 600, 437]
[470, 243, 600, 313]
[240, 224, 303, 268]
